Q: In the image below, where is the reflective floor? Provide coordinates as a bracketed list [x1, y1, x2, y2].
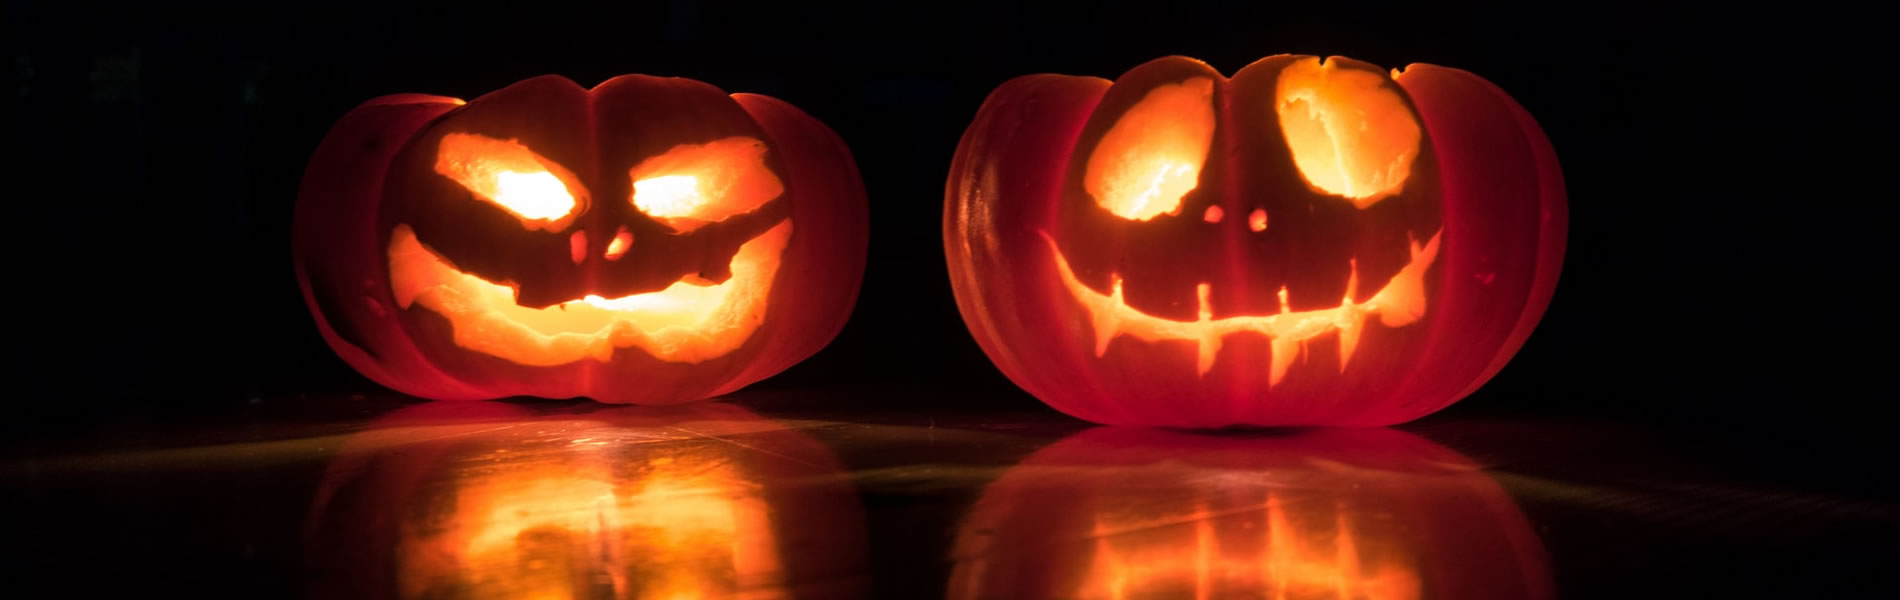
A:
[3, 388, 1893, 598]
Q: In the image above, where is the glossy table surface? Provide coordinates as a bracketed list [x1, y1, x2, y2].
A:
[3, 387, 1893, 599]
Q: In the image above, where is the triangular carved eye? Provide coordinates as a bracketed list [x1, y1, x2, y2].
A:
[1085, 77, 1216, 221]
[629, 137, 783, 234]
[435, 133, 585, 231]
[1275, 58, 1420, 209]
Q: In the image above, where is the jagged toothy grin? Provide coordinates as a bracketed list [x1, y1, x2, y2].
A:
[1044, 229, 1441, 385]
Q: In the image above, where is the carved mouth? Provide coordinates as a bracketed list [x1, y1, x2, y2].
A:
[388, 220, 792, 366]
[1044, 229, 1441, 385]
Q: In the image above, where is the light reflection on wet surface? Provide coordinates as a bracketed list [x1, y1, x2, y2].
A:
[947, 428, 1551, 599]
[302, 402, 867, 599]
[1, 392, 1892, 598]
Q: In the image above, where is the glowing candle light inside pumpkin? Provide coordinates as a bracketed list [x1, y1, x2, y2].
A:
[1275, 60, 1420, 208]
[633, 175, 705, 216]
[493, 170, 576, 220]
[629, 137, 785, 234]
[294, 74, 869, 406]
[943, 54, 1565, 426]
[434, 133, 581, 229]
[391, 134, 796, 366]
[1086, 78, 1216, 221]
[604, 227, 634, 260]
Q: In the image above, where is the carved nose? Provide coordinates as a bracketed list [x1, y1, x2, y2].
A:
[604, 226, 633, 261]
[569, 230, 587, 264]
[1204, 206, 1269, 231]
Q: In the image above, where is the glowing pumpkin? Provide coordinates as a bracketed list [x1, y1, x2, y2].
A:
[303, 402, 868, 599]
[948, 428, 1553, 599]
[295, 75, 867, 404]
[945, 55, 1565, 426]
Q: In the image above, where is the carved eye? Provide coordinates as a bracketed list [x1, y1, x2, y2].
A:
[1084, 77, 1216, 221]
[434, 133, 584, 231]
[629, 137, 783, 234]
[1275, 58, 1421, 209]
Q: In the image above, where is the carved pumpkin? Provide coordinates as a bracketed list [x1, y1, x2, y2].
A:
[948, 428, 1553, 599]
[296, 75, 867, 404]
[945, 55, 1565, 426]
[303, 402, 868, 599]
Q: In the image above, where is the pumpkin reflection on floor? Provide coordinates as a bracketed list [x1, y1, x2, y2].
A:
[302, 402, 865, 599]
[948, 428, 1552, 599]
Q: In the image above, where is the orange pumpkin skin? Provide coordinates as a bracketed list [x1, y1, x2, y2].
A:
[948, 428, 1554, 599]
[295, 75, 867, 404]
[303, 402, 869, 599]
[944, 55, 1565, 426]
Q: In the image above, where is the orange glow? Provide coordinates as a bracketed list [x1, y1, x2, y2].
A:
[1046, 228, 1441, 384]
[387, 219, 792, 366]
[568, 230, 587, 264]
[1086, 78, 1215, 221]
[1249, 208, 1268, 232]
[633, 175, 701, 214]
[397, 444, 784, 599]
[1078, 493, 1420, 599]
[435, 133, 582, 229]
[604, 227, 633, 261]
[630, 137, 783, 234]
[1275, 58, 1420, 208]
[1202, 205, 1223, 223]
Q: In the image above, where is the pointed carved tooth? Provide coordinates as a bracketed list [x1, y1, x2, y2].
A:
[1337, 261, 1363, 372]
[1048, 228, 1446, 384]
[1197, 336, 1223, 376]
[1196, 283, 1220, 375]
[1092, 276, 1123, 356]
[1345, 258, 1359, 300]
[1269, 333, 1301, 387]
[1337, 315, 1364, 372]
[1197, 283, 1213, 322]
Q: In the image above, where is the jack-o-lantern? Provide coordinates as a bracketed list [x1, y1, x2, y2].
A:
[948, 428, 1554, 599]
[303, 402, 868, 599]
[296, 75, 867, 404]
[944, 55, 1566, 426]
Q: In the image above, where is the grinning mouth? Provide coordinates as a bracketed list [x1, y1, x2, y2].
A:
[1044, 229, 1441, 386]
[388, 220, 792, 366]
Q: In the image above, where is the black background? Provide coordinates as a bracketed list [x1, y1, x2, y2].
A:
[6, 2, 1885, 486]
